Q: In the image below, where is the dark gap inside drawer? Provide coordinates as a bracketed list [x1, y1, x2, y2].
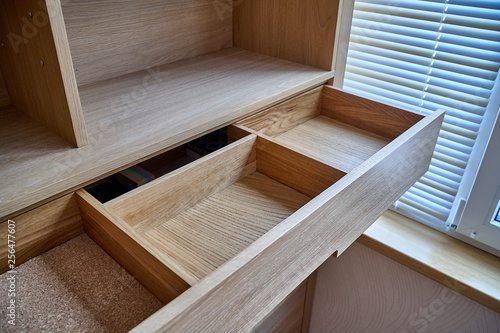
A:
[85, 127, 229, 203]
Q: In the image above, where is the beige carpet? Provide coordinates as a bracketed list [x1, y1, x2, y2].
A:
[0, 234, 163, 332]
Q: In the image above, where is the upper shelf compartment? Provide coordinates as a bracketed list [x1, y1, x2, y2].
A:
[0, 0, 87, 147]
[0, 0, 343, 220]
[62, 0, 339, 87]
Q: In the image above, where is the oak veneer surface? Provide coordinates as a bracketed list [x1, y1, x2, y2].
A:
[274, 116, 390, 173]
[77, 190, 191, 304]
[0, 48, 332, 220]
[131, 110, 444, 332]
[238, 86, 323, 138]
[0, 192, 83, 274]
[62, 0, 232, 86]
[0, 1, 39, 120]
[234, 0, 339, 71]
[310, 241, 500, 333]
[106, 135, 258, 233]
[144, 171, 310, 283]
[0, 0, 87, 147]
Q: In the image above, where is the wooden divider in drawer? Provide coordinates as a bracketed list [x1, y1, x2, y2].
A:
[238, 85, 429, 174]
[76, 133, 343, 303]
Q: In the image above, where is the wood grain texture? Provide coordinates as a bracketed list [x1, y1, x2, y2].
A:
[106, 135, 257, 233]
[227, 124, 252, 143]
[322, 86, 424, 140]
[0, 193, 83, 274]
[45, 0, 87, 146]
[0, 48, 331, 221]
[275, 115, 390, 173]
[62, 0, 232, 86]
[332, 0, 355, 88]
[0, 69, 10, 107]
[0, 0, 40, 117]
[302, 271, 318, 333]
[256, 137, 346, 198]
[238, 86, 323, 138]
[0, 0, 87, 147]
[359, 210, 500, 313]
[76, 190, 190, 304]
[131, 109, 444, 332]
[145, 172, 310, 284]
[252, 279, 308, 333]
[310, 242, 500, 333]
[234, 0, 339, 71]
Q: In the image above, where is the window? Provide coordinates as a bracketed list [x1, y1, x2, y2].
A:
[343, 0, 500, 253]
[455, 102, 500, 252]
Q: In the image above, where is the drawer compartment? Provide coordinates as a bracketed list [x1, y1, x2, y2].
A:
[76, 86, 444, 332]
[77, 133, 342, 298]
[238, 85, 426, 173]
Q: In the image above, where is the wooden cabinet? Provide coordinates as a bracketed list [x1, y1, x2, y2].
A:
[0, 1, 443, 332]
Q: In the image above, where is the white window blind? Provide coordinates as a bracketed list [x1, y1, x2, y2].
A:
[343, 0, 500, 229]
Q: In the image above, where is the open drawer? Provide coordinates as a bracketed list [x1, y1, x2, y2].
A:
[75, 86, 444, 332]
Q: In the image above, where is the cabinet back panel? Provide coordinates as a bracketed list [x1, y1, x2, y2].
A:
[0, 69, 10, 108]
[233, 0, 339, 71]
[62, 0, 233, 87]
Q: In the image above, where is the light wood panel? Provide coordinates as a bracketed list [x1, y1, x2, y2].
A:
[310, 242, 500, 333]
[107, 136, 257, 233]
[45, 0, 87, 146]
[0, 69, 10, 107]
[0, 48, 331, 221]
[238, 86, 323, 138]
[322, 86, 424, 140]
[131, 109, 444, 332]
[256, 137, 346, 198]
[275, 116, 390, 173]
[0, 193, 83, 274]
[234, 0, 339, 71]
[145, 172, 310, 284]
[62, 0, 232, 86]
[332, 0, 355, 88]
[0, 0, 87, 147]
[0, 0, 40, 116]
[76, 190, 190, 304]
[253, 279, 308, 333]
[359, 210, 500, 313]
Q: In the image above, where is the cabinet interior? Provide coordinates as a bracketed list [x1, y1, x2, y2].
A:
[0, 0, 338, 148]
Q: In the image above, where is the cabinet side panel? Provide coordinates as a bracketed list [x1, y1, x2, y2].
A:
[62, 0, 233, 86]
[0, 193, 84, 274]
[321, 86, 425, 140]
[0, 69, 10, 107]
[233, 0, 339, 71]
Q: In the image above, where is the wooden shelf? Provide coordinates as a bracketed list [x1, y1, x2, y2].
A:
[0, 48, 332, 220]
